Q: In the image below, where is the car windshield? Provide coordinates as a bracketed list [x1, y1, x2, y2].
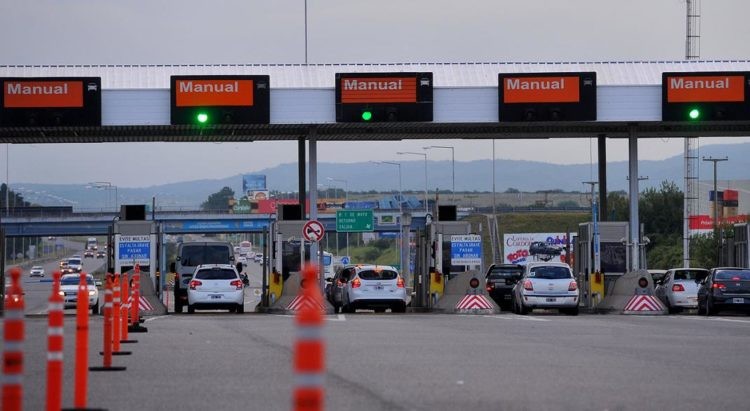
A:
[528, 266, 571, 279]
[181, 245, 231, 266]
[61, 277, 94, 285]
[194, 268, 237, 280]
[68, 259, 81, 265]
[358, 269, 398, 280]
[674, 270, 708, 281]
[487, 267, 522, 279]
[715, 270, 750, 281]
[32, 266, 43, 270]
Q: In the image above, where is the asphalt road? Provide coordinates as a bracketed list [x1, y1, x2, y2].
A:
[9, 309, 750, 411]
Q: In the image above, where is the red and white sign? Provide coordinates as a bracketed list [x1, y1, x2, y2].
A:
[127, 295, 154, 311]
[622, 295, 665, 313]
[455, 295, 493, 310]
[303, 220, 325, 242]
[286, 295, 326, 311]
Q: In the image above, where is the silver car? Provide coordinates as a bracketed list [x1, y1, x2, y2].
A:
[30, 266, 45, 277]
[187, 264, 246, 314]
[654, 268, 709, 313]
[334, 265, 407, 313]
[512, 262, 579, 315]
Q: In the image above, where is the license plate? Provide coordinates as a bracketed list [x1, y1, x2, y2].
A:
[210, 294, 222, 299]
[545, 298, 557, 302]
[733, 298, 745, 304]
[374, 286, 384, 290]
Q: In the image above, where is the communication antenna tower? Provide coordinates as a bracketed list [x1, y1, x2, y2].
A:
[683, 0, 701, 267]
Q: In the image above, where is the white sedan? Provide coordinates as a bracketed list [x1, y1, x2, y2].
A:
[512, 262, 579, 315]
[59, 274, 100, 314]
[187, 264, 246, 313]
[655, 268, 709, 313]
[30, 266, 45, 277]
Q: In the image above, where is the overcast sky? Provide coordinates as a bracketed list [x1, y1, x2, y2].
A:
[1, 0, 750, 188]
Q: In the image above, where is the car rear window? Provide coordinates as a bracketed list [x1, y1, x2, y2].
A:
[68, 259, 81, 265]
[715, 270, 750, 281]
[674, 270, 708, 281]
[61, 277, 94, 285]
[194, 268, 237, 280]
[487, 267, 522, 279]
[358, 269, 398, 280]
[528, 266, 572, 280]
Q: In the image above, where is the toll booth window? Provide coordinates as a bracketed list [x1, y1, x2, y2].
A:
[194, 268, 238, 280]
[529, 266, 572, 279]
[358, 269, 398, 280]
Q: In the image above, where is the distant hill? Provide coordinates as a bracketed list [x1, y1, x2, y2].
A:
[15, 142, 750, 210]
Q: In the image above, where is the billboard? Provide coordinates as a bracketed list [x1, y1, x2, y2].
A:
[1, 77, 101, 126]
[498, 72, 596, 121]
[242, 174, 267, 194]
[335, 72, 433, 122]
[662, 71, 750, 121]
[170, 75, 270, 125]
[503, 233, 570, 265]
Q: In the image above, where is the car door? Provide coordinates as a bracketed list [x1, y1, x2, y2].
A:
[655, 271, 671, 304]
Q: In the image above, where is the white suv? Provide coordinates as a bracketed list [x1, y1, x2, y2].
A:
[187, 264, 246, 313]
[332, 265, 407, 313]
[59, 273, 100, 314]
[511, 262, 579, 315]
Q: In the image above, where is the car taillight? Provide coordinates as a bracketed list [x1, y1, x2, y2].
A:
[568, 281, 578, 291]
[712, 282, 726, 291]
[523, 280, 533, 291]
[396, 277, 405, 288]
[189, 280, 202, 290]
[230, 280, 243, 290]
[351, 278, 361, 289]
[486, 283, 494, 291]
[672, 284, 685, 292]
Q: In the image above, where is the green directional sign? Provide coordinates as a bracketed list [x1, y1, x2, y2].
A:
[336, 209, 374, 233]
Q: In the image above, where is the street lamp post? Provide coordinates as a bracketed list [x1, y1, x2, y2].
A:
[703, 156, 729, 265]
[424, 145, 454, 204]
[396, 151, 428, 214]
[373, 161, 403, 274]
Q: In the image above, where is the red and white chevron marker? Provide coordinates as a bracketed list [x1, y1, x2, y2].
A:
[287, 295, 326, 312]
[127, 295, 153, 311]
[455, 295, 493, 310]
[623, 295, 666, 314]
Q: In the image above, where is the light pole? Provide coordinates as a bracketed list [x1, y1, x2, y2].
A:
[396, 151, 428, 214]
[424, 145, 454, 204]
[373, 161, 403, 273]
[328, 177, 349, 257]
[703, 156, 728, 265]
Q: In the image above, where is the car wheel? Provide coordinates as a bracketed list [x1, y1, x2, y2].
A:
[393, 303, 406, 313]
[92, 301, 99, 315]
[563, 307, 579, 316]
[236, 303, 244, 314]
[518, 300, 529, 315]
[705, 298, 714, 316]
[187, 304, 194, 314]
[697, 299, 706, 315]
[175, 300, 183, 313]
[666, 299, 678, 314]
[333, 305, 341, 314]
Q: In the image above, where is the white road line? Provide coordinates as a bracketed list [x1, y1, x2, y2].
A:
[483, 314, 550, 322]
[676, 316, 750, 324]
[326, 314, 347, 322]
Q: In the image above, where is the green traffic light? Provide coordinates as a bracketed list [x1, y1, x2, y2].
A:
[361, 111, 373, 121]
[688, 108, 701, 120]
[197, 113, 209, 124]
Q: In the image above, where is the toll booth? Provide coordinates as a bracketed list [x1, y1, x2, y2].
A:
[574, 221, 629, 307]
[113, 205, 157, 289]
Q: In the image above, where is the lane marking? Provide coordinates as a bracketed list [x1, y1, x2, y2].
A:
[483, 314, 550, 322]
[676, 316, 750, 324]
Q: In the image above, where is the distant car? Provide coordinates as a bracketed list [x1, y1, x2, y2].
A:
[654, 268, 709, 313]
[237, 255, 248, 266]
[528, 241, 563, 256]
[330, 264, 407, 313]
[187, 264, 246, 314]
[30, 266, 45, 277]
[84, 250, 94, 258]
[511, 262, 579, 315]
[60, 262, 73, 274]
[485, 264, 524, 310]
[96, 250, 106, 259]
[59, 259, 68, 268]
[254, 254, 263, 263]
[67, 257, 83, 273]
[59, 273, 99, 314]
[697, 267, 750, 316]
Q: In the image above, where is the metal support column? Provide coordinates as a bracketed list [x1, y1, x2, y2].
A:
[308, 129, 323, 289]
[598, 135, 608, 221]
[628, 130, 640, 272]
[261, 227, 268, 307]
[298, 136, 306, 211]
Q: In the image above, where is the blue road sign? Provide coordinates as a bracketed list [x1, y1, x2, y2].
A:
[450, 235, 482, 265]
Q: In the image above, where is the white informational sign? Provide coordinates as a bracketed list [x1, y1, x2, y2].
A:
[503, 233, 571, 265]
[116, 234, 152, 266]
[450, 235, 482, 266]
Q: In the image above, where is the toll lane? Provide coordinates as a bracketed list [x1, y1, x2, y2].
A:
[9, 313, 750, 410]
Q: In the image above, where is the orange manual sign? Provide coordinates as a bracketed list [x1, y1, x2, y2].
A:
[666, 75, 745, 103]
[4, 81, 84, 108]
[503, 76, 580, 103]
[174, 79, 255, 107]
[340, 77, 417, 103]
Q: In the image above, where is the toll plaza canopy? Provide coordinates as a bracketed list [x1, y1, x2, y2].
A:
[2, 60, 750, 143]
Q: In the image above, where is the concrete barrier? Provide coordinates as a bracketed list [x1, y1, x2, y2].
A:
[127, 270, 167, 316]
[433, 271, 498, 314]
[261, 271, 334, 314]
[598, 269, 667, 315]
